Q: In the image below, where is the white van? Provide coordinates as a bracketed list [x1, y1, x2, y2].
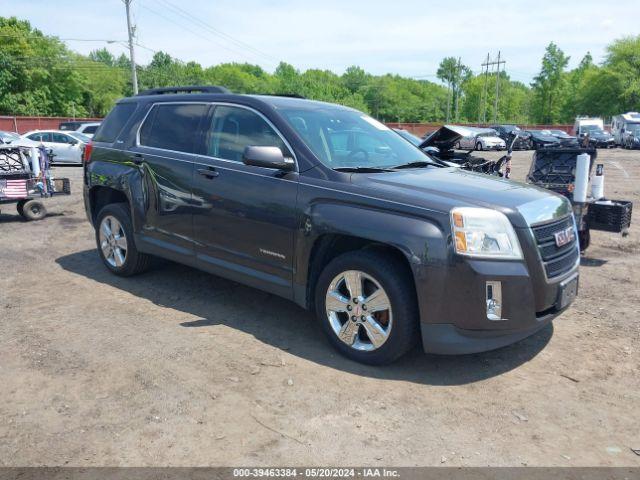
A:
[573, 117, 604, 136]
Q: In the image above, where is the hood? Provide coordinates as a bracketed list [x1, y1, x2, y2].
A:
[4, 138, 40, 148]
[419, 125, 473, 151]
[530, 132, 559, 142]
[590, 132, 613, 140]
[351, 167, 565, 228]
[481, 136, 505, 143]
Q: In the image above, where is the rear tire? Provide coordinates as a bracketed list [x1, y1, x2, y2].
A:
[95, 203, 151, 276]
[314, 250, 419, 365]
[20, 199, 47, 221]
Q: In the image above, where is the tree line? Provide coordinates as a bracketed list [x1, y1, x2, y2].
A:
[1, 16, 639, 124]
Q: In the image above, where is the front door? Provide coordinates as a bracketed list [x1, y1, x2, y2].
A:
[192, 104, 299, 297]
[50, 132, 81, 163]
[131, 102, 209, 256]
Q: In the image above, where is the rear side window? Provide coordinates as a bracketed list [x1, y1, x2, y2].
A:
[139, 103, 207, 153]
[93, 103, 137, 143]
[83, 125, 98, 134]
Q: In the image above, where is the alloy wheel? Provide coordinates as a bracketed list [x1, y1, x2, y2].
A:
[325, 270, 393, 351]
[99, 215, 128, 268]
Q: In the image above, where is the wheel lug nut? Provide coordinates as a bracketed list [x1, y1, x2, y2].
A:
[347, 305, 352, 311]
[360, 315, 365, 321]
[351, 316, 357, 322]
[362, 305, 367, 311]
[353, 298, 358, 304]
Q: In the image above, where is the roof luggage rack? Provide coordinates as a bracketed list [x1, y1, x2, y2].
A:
[137, 85, 230, 96]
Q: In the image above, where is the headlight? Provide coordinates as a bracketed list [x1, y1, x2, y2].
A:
[450, 207, 523, 259]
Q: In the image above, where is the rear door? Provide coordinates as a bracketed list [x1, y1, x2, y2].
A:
[130, 102, 209, 256]
[191, 104, 299, 297]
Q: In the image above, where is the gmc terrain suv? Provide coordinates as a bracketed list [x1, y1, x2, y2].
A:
[84, 86, 580, 364]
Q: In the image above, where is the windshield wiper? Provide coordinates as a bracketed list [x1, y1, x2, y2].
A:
[333, 166, 395, 173]
[391, 160, 440, 170]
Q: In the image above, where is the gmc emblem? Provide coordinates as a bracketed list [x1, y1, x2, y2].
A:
[554, 227, 575, 247]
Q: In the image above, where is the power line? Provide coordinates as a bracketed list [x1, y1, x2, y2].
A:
[155, 0, 279, 63]
[140, 2, 277, 68]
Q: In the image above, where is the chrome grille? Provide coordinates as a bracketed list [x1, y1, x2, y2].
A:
[531, 216, 579, 279]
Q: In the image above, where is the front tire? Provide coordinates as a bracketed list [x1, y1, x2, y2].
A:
[314, 250, 419, 365]
[476, 142, 483, 151]
[95, 203, 151, 276]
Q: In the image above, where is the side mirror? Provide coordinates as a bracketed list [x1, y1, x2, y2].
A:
[242, 146, 294, 170]
[69, 139, 78, 145]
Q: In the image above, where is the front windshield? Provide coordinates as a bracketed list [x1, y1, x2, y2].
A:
[280, 107, 432, 169]
[478, 131, 498, 137]
[581, 125, 604, 134]
[0, 132, 20, 143]
[627, 125, 640, 135]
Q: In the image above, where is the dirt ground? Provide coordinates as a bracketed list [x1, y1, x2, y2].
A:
[0, 149, 639, 467]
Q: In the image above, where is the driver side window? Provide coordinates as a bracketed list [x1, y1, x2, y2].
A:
[207, 105, 290, 163]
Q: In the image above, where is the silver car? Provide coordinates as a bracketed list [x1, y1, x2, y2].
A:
[458, 128, 506, 151]
[21, 130, 90, 164]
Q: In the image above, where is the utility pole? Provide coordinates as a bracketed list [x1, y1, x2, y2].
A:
[124, 0, 138, 95]
[493, 51, 505, 124]
[480, 52, 506, 124]
[479, 53, 490, 124]
[454, 57, 461, 123]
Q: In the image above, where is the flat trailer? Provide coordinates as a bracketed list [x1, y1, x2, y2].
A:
[0, 144, 70, 221]
[526, 147, 632, 251]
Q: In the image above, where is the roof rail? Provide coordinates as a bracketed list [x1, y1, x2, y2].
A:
[259, 93, 306, 99]
[137, 85, 231, 96]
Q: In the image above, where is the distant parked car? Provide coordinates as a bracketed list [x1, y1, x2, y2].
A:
[458, 128, 506, 151]
[59, 121, 101, 138]
[0, 130, 21, 144]
[21, 130, 90, 164]
[579, 125, 615, 148]
[544, 129, 580, 147]
[490, 125, 531, 150]
[524, 130, 561, 149]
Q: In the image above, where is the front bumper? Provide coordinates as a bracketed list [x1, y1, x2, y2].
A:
[592, 139, 615, 148]
[415, 220, 579, 355]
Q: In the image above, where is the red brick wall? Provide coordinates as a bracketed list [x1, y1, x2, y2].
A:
[1, 115, 575, 137]
[0, 116, 102, 134]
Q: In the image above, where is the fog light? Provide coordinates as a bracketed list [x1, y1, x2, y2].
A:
[486, 281, 505, 321]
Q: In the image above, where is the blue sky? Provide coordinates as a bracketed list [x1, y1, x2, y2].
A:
[5, 0, 640, 83]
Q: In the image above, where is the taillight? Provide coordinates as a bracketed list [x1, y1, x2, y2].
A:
[83, 141, 93, 164]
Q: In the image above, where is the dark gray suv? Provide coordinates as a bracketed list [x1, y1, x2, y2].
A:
[83, 86, 580, 364]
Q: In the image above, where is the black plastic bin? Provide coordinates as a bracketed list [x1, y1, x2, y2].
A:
[587, 200, 633, 233]
[526, 147, 597, 200]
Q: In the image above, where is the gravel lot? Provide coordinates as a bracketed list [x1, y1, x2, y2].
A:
[1, 149, 639, 467]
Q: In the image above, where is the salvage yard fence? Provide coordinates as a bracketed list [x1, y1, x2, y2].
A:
[0, 116, 102, 134]
[1, 116, 574, 137]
